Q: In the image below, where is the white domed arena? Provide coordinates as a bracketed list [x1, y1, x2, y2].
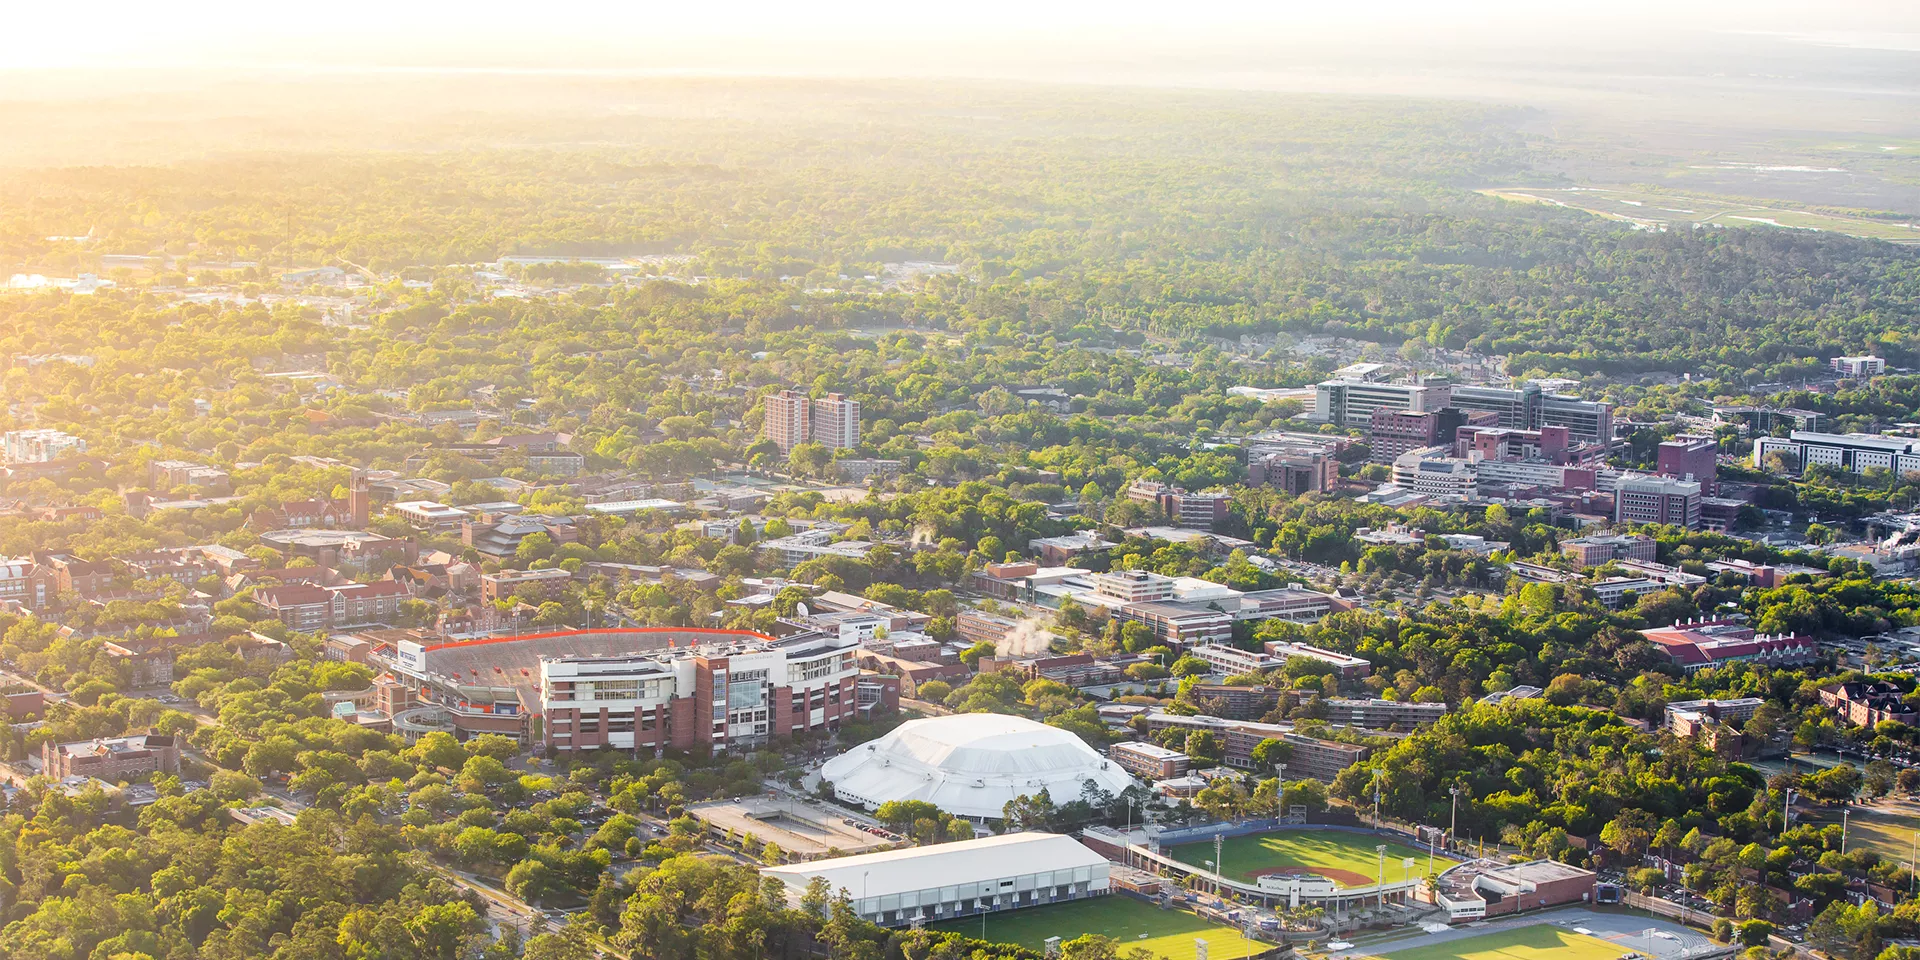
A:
[821, 713, 1135, 820]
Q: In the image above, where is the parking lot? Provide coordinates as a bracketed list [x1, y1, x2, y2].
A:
[687, 795, 899, 858]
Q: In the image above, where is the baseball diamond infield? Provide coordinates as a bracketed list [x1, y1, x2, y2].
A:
[1166, 829, 1456, 887]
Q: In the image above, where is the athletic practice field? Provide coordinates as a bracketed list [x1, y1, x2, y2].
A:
[1364, 924, 1621, 960]
[929, 897, 1264, 960]
[1165, 830, 1456, 886]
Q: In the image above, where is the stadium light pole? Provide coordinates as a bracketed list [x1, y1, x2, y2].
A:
[1274, 762, 1286, 820]
[1376, 845, 1387, 911]
[1449, 785, 1461, 854]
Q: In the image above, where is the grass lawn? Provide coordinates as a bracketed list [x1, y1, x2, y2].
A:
[1366, 924, 1623, 960]
[1805, 801, 1920, 865]
[928, 896, 1263, 960]
[1165, 830, 1456, 887]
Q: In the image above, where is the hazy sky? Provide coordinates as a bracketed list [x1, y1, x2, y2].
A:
[7, 0, 1918, 74]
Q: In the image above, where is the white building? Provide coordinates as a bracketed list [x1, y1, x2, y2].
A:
[821, 714, 1135, 821]
[391, 500, 470, 528]
[756, 530, 876, 565]
[762, 832, 1111, 927]
[1089, 569, 1176, 604]
[1313, 378, 1451, 428]
[1391, 447, 1477, 501]
[1832, 356, 1887, 378]
[1188, 643, 1285, 675]
[1754, 430, 1920, 478]
[2, 429, 86, 464]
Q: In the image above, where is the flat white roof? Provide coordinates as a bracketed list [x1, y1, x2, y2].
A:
[585, 498, 683, 514]
[762, 832, 1105, 899]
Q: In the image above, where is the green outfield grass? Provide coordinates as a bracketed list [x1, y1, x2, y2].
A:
[1366, 924, 1623, 960]
[928, 896, 1263, 960]
[1165, 830, 1456, 887]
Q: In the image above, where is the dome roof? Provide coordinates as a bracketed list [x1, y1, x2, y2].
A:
[821, 714, 1136, 820]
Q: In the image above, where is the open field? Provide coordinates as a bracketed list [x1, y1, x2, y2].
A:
[1804, 799, 1920, 865]
[928, 896, 1264, 960]
[1165, 830, 1455, 887]
[1361, 924, 1621, 960]
[1481, 186, 1920, 243]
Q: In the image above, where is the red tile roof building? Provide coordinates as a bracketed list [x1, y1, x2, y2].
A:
[1640, 618, 1817, 673]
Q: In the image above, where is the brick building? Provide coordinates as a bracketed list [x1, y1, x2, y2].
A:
[1109, 741, 1191, 779]
[43, 734, 180, 780]
[541, 631, 865, 754]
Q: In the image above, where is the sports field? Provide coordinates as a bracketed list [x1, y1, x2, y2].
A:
[1364, 924, 1621, 960]
[1807, 799, 1920, 864]
[929, 896, 1264, 960]
[1166, 830, 1456, 886]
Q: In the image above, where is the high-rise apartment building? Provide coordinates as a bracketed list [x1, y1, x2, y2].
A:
[764, 389, 812, 453]
[811, 392, 861, 449]
[763, 389, 861, 452]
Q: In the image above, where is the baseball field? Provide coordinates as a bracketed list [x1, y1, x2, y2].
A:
[1362, 923, 1624, 960]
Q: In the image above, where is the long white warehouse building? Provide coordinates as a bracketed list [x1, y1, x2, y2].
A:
[762, 832, 1112, 927]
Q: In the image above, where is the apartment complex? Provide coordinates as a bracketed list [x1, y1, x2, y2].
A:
[1184, 683, 1283, 720]
[479, 567, 574, 603]
[811, 393, 861, 449]
[251, 581, 408, 631]
[1108, 741, 1191, 779]
[0, 558, 57, 611]
[1139, 712, 1368, 780]
[2, 428, 86, 463]
[763, 389, 862, 452]
[1819, 681, 1919, 728]
[764, 390, 813, 452]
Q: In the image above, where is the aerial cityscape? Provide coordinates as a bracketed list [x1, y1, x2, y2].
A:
[0, 4, 1917, 960]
